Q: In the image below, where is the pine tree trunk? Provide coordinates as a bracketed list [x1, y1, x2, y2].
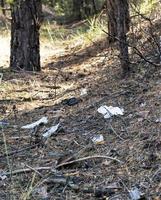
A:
[1, 0, 6, 16]
[117, 0, 130, 76]
[106, 0, 118, 43]
[72, 0, 83, 20]
[107, 0, 130, 76]
[10, 0, 42, 71]
[107, 0, 129, 44]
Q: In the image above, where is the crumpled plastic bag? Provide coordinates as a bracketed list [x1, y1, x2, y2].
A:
[97, 105, 124, 119]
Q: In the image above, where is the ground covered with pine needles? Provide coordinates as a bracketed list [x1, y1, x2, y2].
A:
[1, 15, 161, 200]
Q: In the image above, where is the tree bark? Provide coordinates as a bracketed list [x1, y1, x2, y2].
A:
[72, 0, 83, 21]
[10, 0, 42, 71]
[106, 0, 129, 44]
[117, 0, 130, 76]
[106, 0, 130, 75]
[1, 0, 5, 16]
[106, 0, 118, 43]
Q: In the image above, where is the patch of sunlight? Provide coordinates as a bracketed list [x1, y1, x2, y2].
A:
[64, 16, 107, 50]
[139, 0, 160, 15]
[0, 36, 10, 67]
[40, 40, 66, 65]
[40, 15, 107, 51]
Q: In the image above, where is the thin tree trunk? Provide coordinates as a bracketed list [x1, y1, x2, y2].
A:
[72, 0, 83, 20]
[1, 0, 5, 16]
[106, 0, 118, 43]
[10, 0, 42, 71]
[117, 0, 130, 76]
[106, 0, 130, 75]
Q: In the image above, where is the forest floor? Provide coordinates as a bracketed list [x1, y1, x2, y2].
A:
[1, 17, 161, 200]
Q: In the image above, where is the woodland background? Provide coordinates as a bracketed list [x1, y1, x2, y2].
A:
[0, 0, 161, 199]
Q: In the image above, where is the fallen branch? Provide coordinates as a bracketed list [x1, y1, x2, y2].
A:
[25, 164, 44, 177]
[57, 144, 94, 167]
[56, 155, 123, 168]
[2, 166, 52, 176]
[45, 175, 121, 197]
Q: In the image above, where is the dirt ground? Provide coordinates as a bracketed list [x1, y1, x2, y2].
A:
[1, 24, 161, 200]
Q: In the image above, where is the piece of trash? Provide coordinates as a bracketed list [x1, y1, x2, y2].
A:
[43, 123, 59, 138]
[156, 118, 161, 123]
[0, 73, 3, 83]
[140, 102, 146, 107]
[97, 105, 124, 119]
[21, 117, 48, 129]
[62, 97, 80, 106]
[80, 88, 88, 96]
[92, 134, 105, 145]
[129, 187, 141, 200]
[0, 174, 7, 180]
[0, 120, 9, 128]
[0, 170, 7, 181]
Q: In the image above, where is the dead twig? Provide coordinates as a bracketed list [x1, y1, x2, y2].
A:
[56, 155, 123, 168]
[2, 166, 52, 176]
[25, 164, 43, 177]
[109, 123, 125, 141]
[151, 168, 161, 181]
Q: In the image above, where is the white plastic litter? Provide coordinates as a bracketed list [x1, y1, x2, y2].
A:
[21, 117, 48, 129]
[156, 118, 161, 123]
[0, 174, 7, 180]
[129, 188, 141, 200]
[0, 170, 7, 180]
[80, 88, 88, 96]
[92, 134, 104, 144]
[43, 123, 59, 138]
[140, 102, 146, 107]
[97, 105, 124, 119]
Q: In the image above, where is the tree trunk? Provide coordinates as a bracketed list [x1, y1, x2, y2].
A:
[117, 0, 130, 76]
[106, 0, 118, 43]
[106, 0, 129, 44]
[1, 0, 5, 16]
[106, 0, 130, 76]
[10, 0, 42, 71]
[72, 0, 83, 21]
